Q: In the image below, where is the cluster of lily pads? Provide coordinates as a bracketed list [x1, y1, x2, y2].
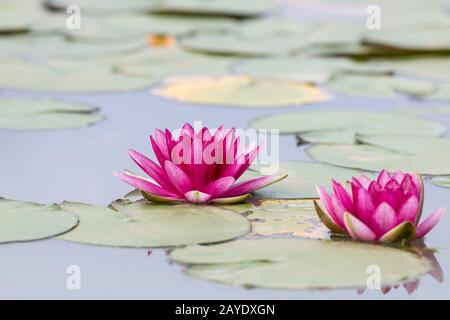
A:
[1, 0, 450, 293]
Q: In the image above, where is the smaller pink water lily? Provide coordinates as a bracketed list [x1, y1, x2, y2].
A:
[114, 123, 287, 204]
[315, 170, 445, 243]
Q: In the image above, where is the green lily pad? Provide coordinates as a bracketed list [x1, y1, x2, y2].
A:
[241, 162, 365, 199]
[233, 56, 391, 84]
[180, 18, 315, 57]
[170, 239, 432, 289]
[307, 136, 450, 175]
[431, 176, 450, 188]
[426, 83, 450, 102]
[152, 75, 329, 108]
[328, 74, 436, 98]
[45, 0, 156, 15]
[114, 48, 234, 78]
[149, 0, 279, 17]
[0, 59, 156, 94]
[0, 97, 103, 130]
[250, 110, 447, 143]
[58, 200, 250, 247]
[64, 15, 236, 42]
[0, 198, 78, 244]
[247, 200, 329, 239]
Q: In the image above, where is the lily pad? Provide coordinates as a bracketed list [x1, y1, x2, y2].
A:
[44, 0, 156, 15]
[328, 74, 436, 98]
[57, 200, 250, 247]
[114, 48, 234, 78]
[250, 110, 447, 143]
[0, 97, 103, 130]
[307, 136, 450, 175]
[0, 59, 156, 94]
[0, 198, 78, 244]
[233, 56, 391, 84]
[431, 176, 450, 188]
[241, 162, 365, 198]
[152, 75, 329, 108]
[170, 239, 432, 289]
[149, 0, 279, 18]
[247, 200, 329, 239]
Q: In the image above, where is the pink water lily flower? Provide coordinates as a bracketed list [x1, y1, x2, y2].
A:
[315, 170, 445, 243]
[114, 123, 287, 204]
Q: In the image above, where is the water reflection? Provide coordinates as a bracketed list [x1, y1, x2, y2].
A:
[357, 241, 443, 296]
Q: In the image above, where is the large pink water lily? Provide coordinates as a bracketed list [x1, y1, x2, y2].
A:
[315, 170, 445, 243]
[114, 123, 287, 204]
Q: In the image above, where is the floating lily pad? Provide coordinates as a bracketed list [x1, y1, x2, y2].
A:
[114, 48, 234, 78]
[153, 75, 329, 108]
[44, 0, 156, 15]
[150, 0, 279, 17]
[0, 59, 156, 93]
[307, 136, 450, 175]
[247, 200, 329, 239]
[180, 18, 315, 56]
[431, 176, 450, 188]
[0, 198, 78, 244]
[250, 110, 447, 143]
[242, 162, 365, 198]
[426, 83, 450, 102]
[170, 239, 431, 289]
[64, 15, 236, 42]
[233, 56, 391, 84]
[58, 200, 250, 247]
[0, 97, 103, 130]
[328, 74, 436, 98]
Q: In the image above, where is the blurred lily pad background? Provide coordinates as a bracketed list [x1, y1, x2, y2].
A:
[1, 0, 450, 299]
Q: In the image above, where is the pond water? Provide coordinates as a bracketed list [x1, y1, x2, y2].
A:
[0, 86, 449, 299]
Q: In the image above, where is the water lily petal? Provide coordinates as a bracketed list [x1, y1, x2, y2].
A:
[224, 174, 287, 197]
[379, 221, 415, 243]
[354, 187, 375, 225]
[373, 202, 398, 235]
[377, 169, 392, 188]
[332, 179, 354, 214]
[313, 200, 346, 234]
[398, 195, 419, 223]
[204, 176, 235, 198]
[392, 170, 405, 184]
[210, 194, 252, 204]
[316, 186, 341, 227]
[416, 208, 446, 238]
[164, 160, 194, 194]
[184, 190, 211, 203]
[343, 212, 377, 241]
[356, 175, 372, 190]
[113, 171, 177, 197]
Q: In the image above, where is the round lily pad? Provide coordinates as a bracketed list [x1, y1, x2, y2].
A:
[233, 56, 391, 84]
[152, 75, 329, 108]
[170, 239, 432, 289]
[114, 48, 234, 78]
[247, 200, 329, 239]
[0, 59, 156, 94]
[307, 136, 450, 175]
[250, 110, 447, 143]
[328, 74, 436, 98]
[57, 200, 250, 247]
[0, 97, 103, 130]
[242, 161, 365, 199]
[0, 198, 78, 244]
[431, 176, 450, 188]
[45, 0, 156, 15]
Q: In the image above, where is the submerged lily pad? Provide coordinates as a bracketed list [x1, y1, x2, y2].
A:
[242, 162, 365, 198]
[250, 110, 446, 143]
[307, 136, 450, 175]
[58, 200, 250, 247]
[0, 97, 103, 130]
[152, 75, 329, 108]
[0, 59, 156, 94]
[170, 239, 431, 289]
[0, 198, 78, 244]
[431, 176, 450, 188]
[247, 200, 329, 239]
